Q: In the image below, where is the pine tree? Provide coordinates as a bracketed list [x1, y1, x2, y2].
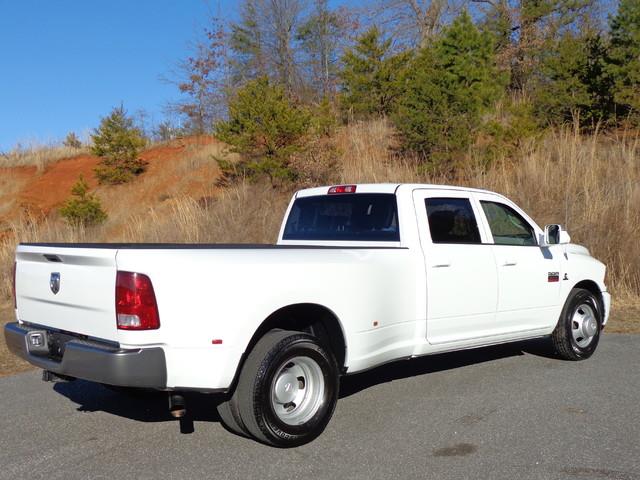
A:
[393, 10, 507, 163]
[608, 0, 640, 119]
[534, 32, 613, 126]
[59, 176, 107, 226]
[338, 26, 412, 119]
[63, 132, 82, 149]
[91, 105, 147, 184]
[214, 77, 311, 185]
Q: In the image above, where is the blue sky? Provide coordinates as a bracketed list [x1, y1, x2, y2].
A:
[0, 1, 619, 151]
[0, 0, 231, 150]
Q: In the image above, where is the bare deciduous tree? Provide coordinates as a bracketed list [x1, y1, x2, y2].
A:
[229, 0, 308, 94]
[166, 18, 229, 133]
[369, 0, 460, 48]
[297, 0, 351, 98]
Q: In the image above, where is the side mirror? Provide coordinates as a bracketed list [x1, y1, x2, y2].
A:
[544, 224, 571, 245]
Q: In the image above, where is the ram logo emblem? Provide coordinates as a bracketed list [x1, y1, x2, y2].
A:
[50, 272, 61, 295]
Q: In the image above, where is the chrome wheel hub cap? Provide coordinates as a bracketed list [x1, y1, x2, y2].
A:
[571, 303, 598, 348]
[274, 373, 299, 404]
[270, 356, 325, 426]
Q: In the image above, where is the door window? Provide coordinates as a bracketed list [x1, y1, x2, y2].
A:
[480, 201, 537, 246]
[425, 198, 481, 244]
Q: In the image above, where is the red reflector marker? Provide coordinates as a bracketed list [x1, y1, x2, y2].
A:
[328, 185, 357, 194]
[116, 271, 160, 330]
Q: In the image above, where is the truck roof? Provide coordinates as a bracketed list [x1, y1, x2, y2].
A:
[295, 183, 501, 198]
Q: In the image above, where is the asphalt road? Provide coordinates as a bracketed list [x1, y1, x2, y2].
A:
[1, 334, 638, 480]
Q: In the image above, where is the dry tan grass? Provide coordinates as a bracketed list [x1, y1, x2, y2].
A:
[95, 141, 230, 237]
[0, 307, 32, 377]
[0, 169, 34, 221]
[122, 182, 290, 244]
[0, 143, 87, 171]
[336, 119, 423, 184]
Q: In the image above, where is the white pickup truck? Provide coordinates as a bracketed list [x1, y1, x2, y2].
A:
[5, 183, 610, 447]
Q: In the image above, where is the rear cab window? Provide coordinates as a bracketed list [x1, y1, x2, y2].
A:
[283, 193, 400, 242]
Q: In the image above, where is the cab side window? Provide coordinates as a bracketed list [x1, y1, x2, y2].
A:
[425, 198, 481, 244]
[481, 201, 537, 246]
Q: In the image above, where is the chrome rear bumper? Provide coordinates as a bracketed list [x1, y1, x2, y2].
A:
[4, 322, 166, 388]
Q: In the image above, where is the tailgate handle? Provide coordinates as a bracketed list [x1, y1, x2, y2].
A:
[43, 254, 63, 263]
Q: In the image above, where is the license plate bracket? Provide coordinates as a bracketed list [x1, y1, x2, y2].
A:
[26, 330, 49, 356]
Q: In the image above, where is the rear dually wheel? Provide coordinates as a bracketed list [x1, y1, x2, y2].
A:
[234, 329, 339, 447]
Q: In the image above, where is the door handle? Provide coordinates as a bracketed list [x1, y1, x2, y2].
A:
[502, 259, 518, 266]
[432, 261, 452, 268]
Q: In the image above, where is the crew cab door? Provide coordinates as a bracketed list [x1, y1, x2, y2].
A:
[474, 193, 562, 331]
[413, 190, 498, 344]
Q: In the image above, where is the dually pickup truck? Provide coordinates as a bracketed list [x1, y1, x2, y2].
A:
[5, 183, 610, 447]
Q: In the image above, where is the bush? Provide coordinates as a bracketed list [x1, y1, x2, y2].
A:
[91, 105, 147, 184]
[476, 99, 541, 164]
[63, 132, 82, 149]
[311, 97, 338, 137]
[214, 77, 311, 185]
[338, 27, 411, 120]
[393, 11, 507, 166]
[59, 177, 107, 226]
[288, 139, 340, 187]
[533, 32, 613, 127]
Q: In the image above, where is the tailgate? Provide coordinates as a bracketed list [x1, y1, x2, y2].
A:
[15, 245, 119, 341]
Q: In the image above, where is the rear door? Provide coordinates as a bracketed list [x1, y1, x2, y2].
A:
[413, 190, 498, 344]
[474, 194, 562, 331]
[15, 245, 119, 341]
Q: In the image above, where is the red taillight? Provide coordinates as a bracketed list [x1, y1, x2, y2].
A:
[116, 271, 160, 330]
[12, 262, 16, 309]
[328, 184, 357, 194]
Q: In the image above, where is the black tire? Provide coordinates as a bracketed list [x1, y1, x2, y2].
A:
[217, 393, 250, 438]
[551, 288, 602, 360]
[235, 329, 339, 447]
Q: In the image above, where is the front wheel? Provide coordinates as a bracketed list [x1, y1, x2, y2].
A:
[551, 288, 602, 360]
[235, 329, 339, 447]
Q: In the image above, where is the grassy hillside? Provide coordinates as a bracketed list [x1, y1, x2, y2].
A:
[1, 119, 638, 325]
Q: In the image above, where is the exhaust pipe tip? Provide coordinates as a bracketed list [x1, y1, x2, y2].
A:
[168, 393, 186, 418]
[42, 370, 75, 383]
[170, 407, 186, 419]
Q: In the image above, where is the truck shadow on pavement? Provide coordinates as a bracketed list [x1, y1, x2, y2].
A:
[52, 337, 556, 433]
[339, 337, 556, 398]
[53, 380, 221, 433]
